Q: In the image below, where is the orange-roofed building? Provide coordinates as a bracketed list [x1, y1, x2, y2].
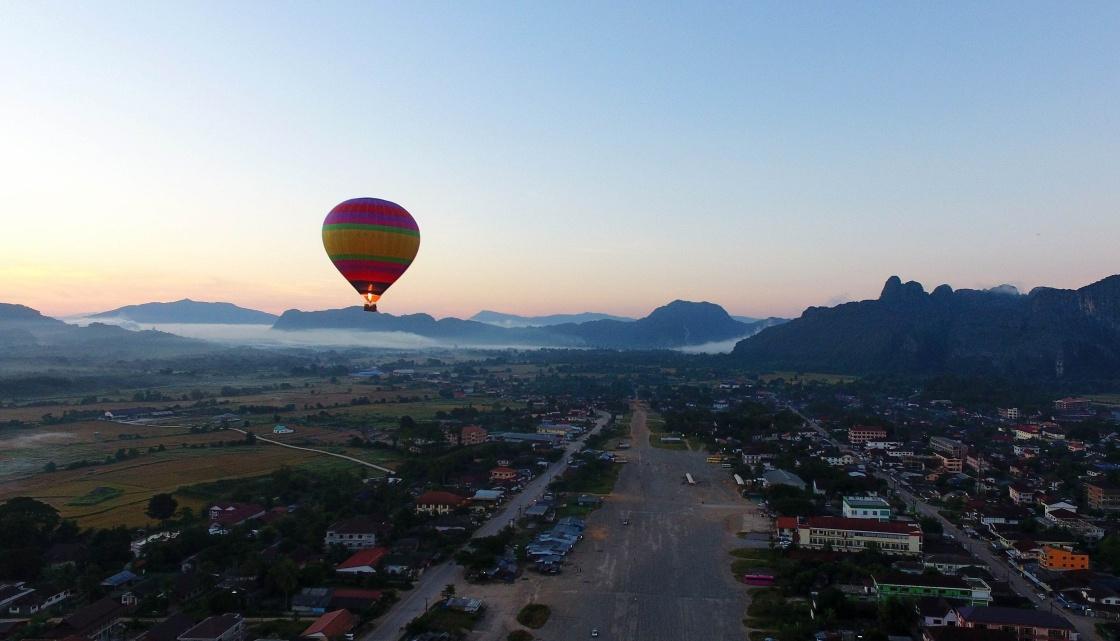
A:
[489, 466, 518, 482]
[300, 609, 354, 640]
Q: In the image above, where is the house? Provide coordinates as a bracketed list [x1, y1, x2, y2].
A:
[414, 491, 468, 515]
[1013, 425, 1041, 440]
[324, 517, 383, 550]
[0, 583, 34, 610]
[292, 588, 334, 615]
[300, 610, 354, 641]
[328, 588, 384, 612]
[1040, 546, 1090, 572]
[335, 547, 389, 574]
[954, 606, 1075, 641]
[138, 613, 196, 641]
[873, 574, 991, 605]
[100, 570, 140, 589]
[208, 503, 266, 528]
[460, 425, 487, 446]
[489, 466, 518, 482]
[797, 516, 922, 555]
[1008, 484, 1036, 505]
[923, 628, 1017, 641]
[842, 496, 891, 521]
[6, 583, 73, 616]
[46, 596, 131, 641]
[917, 598, 961, 627]
[177, 614, 245, 641]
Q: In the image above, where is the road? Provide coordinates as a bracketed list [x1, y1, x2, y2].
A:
[363, 410, 613, 641]
[226, 427, 395, 474]
[520, 404, 754, 641]
[788, 405, 1101, 641]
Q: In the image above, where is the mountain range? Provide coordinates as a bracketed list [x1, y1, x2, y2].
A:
[273, 300, 777, 349]
[732, 274, 1120, 380]
[87, 299, 279, 324]
[469, 310, 633, 327]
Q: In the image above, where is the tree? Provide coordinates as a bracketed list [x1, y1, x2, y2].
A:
[266, 558, 299, 608]
[146, 493, 178, 522]
[441, 584, 456, 599]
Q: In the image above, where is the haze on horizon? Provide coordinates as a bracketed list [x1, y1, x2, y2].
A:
[1, 3, 1117, 320]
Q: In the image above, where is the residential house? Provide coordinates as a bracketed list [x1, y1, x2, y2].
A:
[324, 517, 383, 550]
[137, 613, 195, 641]
[177, 614, 245, 641]
[300, 610, 354, 641]
[46, 596, 131, 641]
[414, 491, 468, 515]
[489, 467, 518, 482]
[335, 547, 388, 575]
[292, 588, 333, 616]
[208, 503, 266, 528]
[6, 584, 73, 616]
[954, 606, 1075, 641]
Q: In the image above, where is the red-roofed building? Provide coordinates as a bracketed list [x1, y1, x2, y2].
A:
[335, 547, 389, 574]
[208, 503, 266, 527]
[300, 610, 354, 640]
[414, 491, 468, 515]
[775, 516, 799, 540]
[797, 516, 922, 555]
[328, 588, 384, 612]
[489, 467, 518, 482]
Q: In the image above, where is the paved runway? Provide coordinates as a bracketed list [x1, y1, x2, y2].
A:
[530, 404, 752, 641]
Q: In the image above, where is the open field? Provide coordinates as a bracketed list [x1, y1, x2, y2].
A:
[0, 444, 326, 528]
[758, 371, 858, 384]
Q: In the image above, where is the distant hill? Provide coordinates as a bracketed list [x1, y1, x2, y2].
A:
[732, 275, 1120, 380]
[271, 307, 576, 346]
[470, 310, 633, 328]
[0, 302, 214, 359]
[88, 299, 278, 324]
[274, 300, 770, 349]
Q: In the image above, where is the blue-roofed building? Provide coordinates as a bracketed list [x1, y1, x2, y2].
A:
[100, 570, 140, 588]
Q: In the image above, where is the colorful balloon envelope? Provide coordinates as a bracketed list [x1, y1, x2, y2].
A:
[322, 197, 420, 312]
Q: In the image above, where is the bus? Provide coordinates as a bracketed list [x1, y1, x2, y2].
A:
[684, 473, 696, 485]
[733, 474, 746, 487]
[706, 455, 726, 464]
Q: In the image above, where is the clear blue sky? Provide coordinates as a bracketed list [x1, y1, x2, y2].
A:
[1, 2, 1117, 318]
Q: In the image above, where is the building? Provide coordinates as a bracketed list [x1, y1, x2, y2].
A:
[300, 610, 354, 641]
[460, 425, 488, 446]
[414, 491, 468, 515]
[46, 596, 131, 641]
[999, 408, 1022, 421]
[1040, 545, 1089, 572]
[489, 466, 518, 482]
[873, 574, 992, 605]
[761, 469, 806, 491]
[955, 606, 1075, 641]
[1087, 482, 1120, 511]
[208, 503, 266, 528]
[930, 437, 967, 459]
[935, 453, 964, 473]
[849, 426, 888, 445]
[797, 516, 922, 555]
[1054, 398, 1091, 413]
[178, 614, 244, 641]
[842, 496, 892, 521]
[335, 547, 389, 574]
[324, 517, 382, 550]
[137, 613, 195, 641]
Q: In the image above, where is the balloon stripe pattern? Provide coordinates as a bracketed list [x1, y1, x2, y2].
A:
[322, 198, 420, 306]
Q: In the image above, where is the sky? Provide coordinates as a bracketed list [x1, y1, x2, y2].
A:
[1, 2, 1118, 320]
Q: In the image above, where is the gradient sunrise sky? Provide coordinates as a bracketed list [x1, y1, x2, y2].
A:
[1, 3, 1118, 320]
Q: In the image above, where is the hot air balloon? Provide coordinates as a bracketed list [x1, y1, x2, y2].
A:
[322, 197, 420, 312]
